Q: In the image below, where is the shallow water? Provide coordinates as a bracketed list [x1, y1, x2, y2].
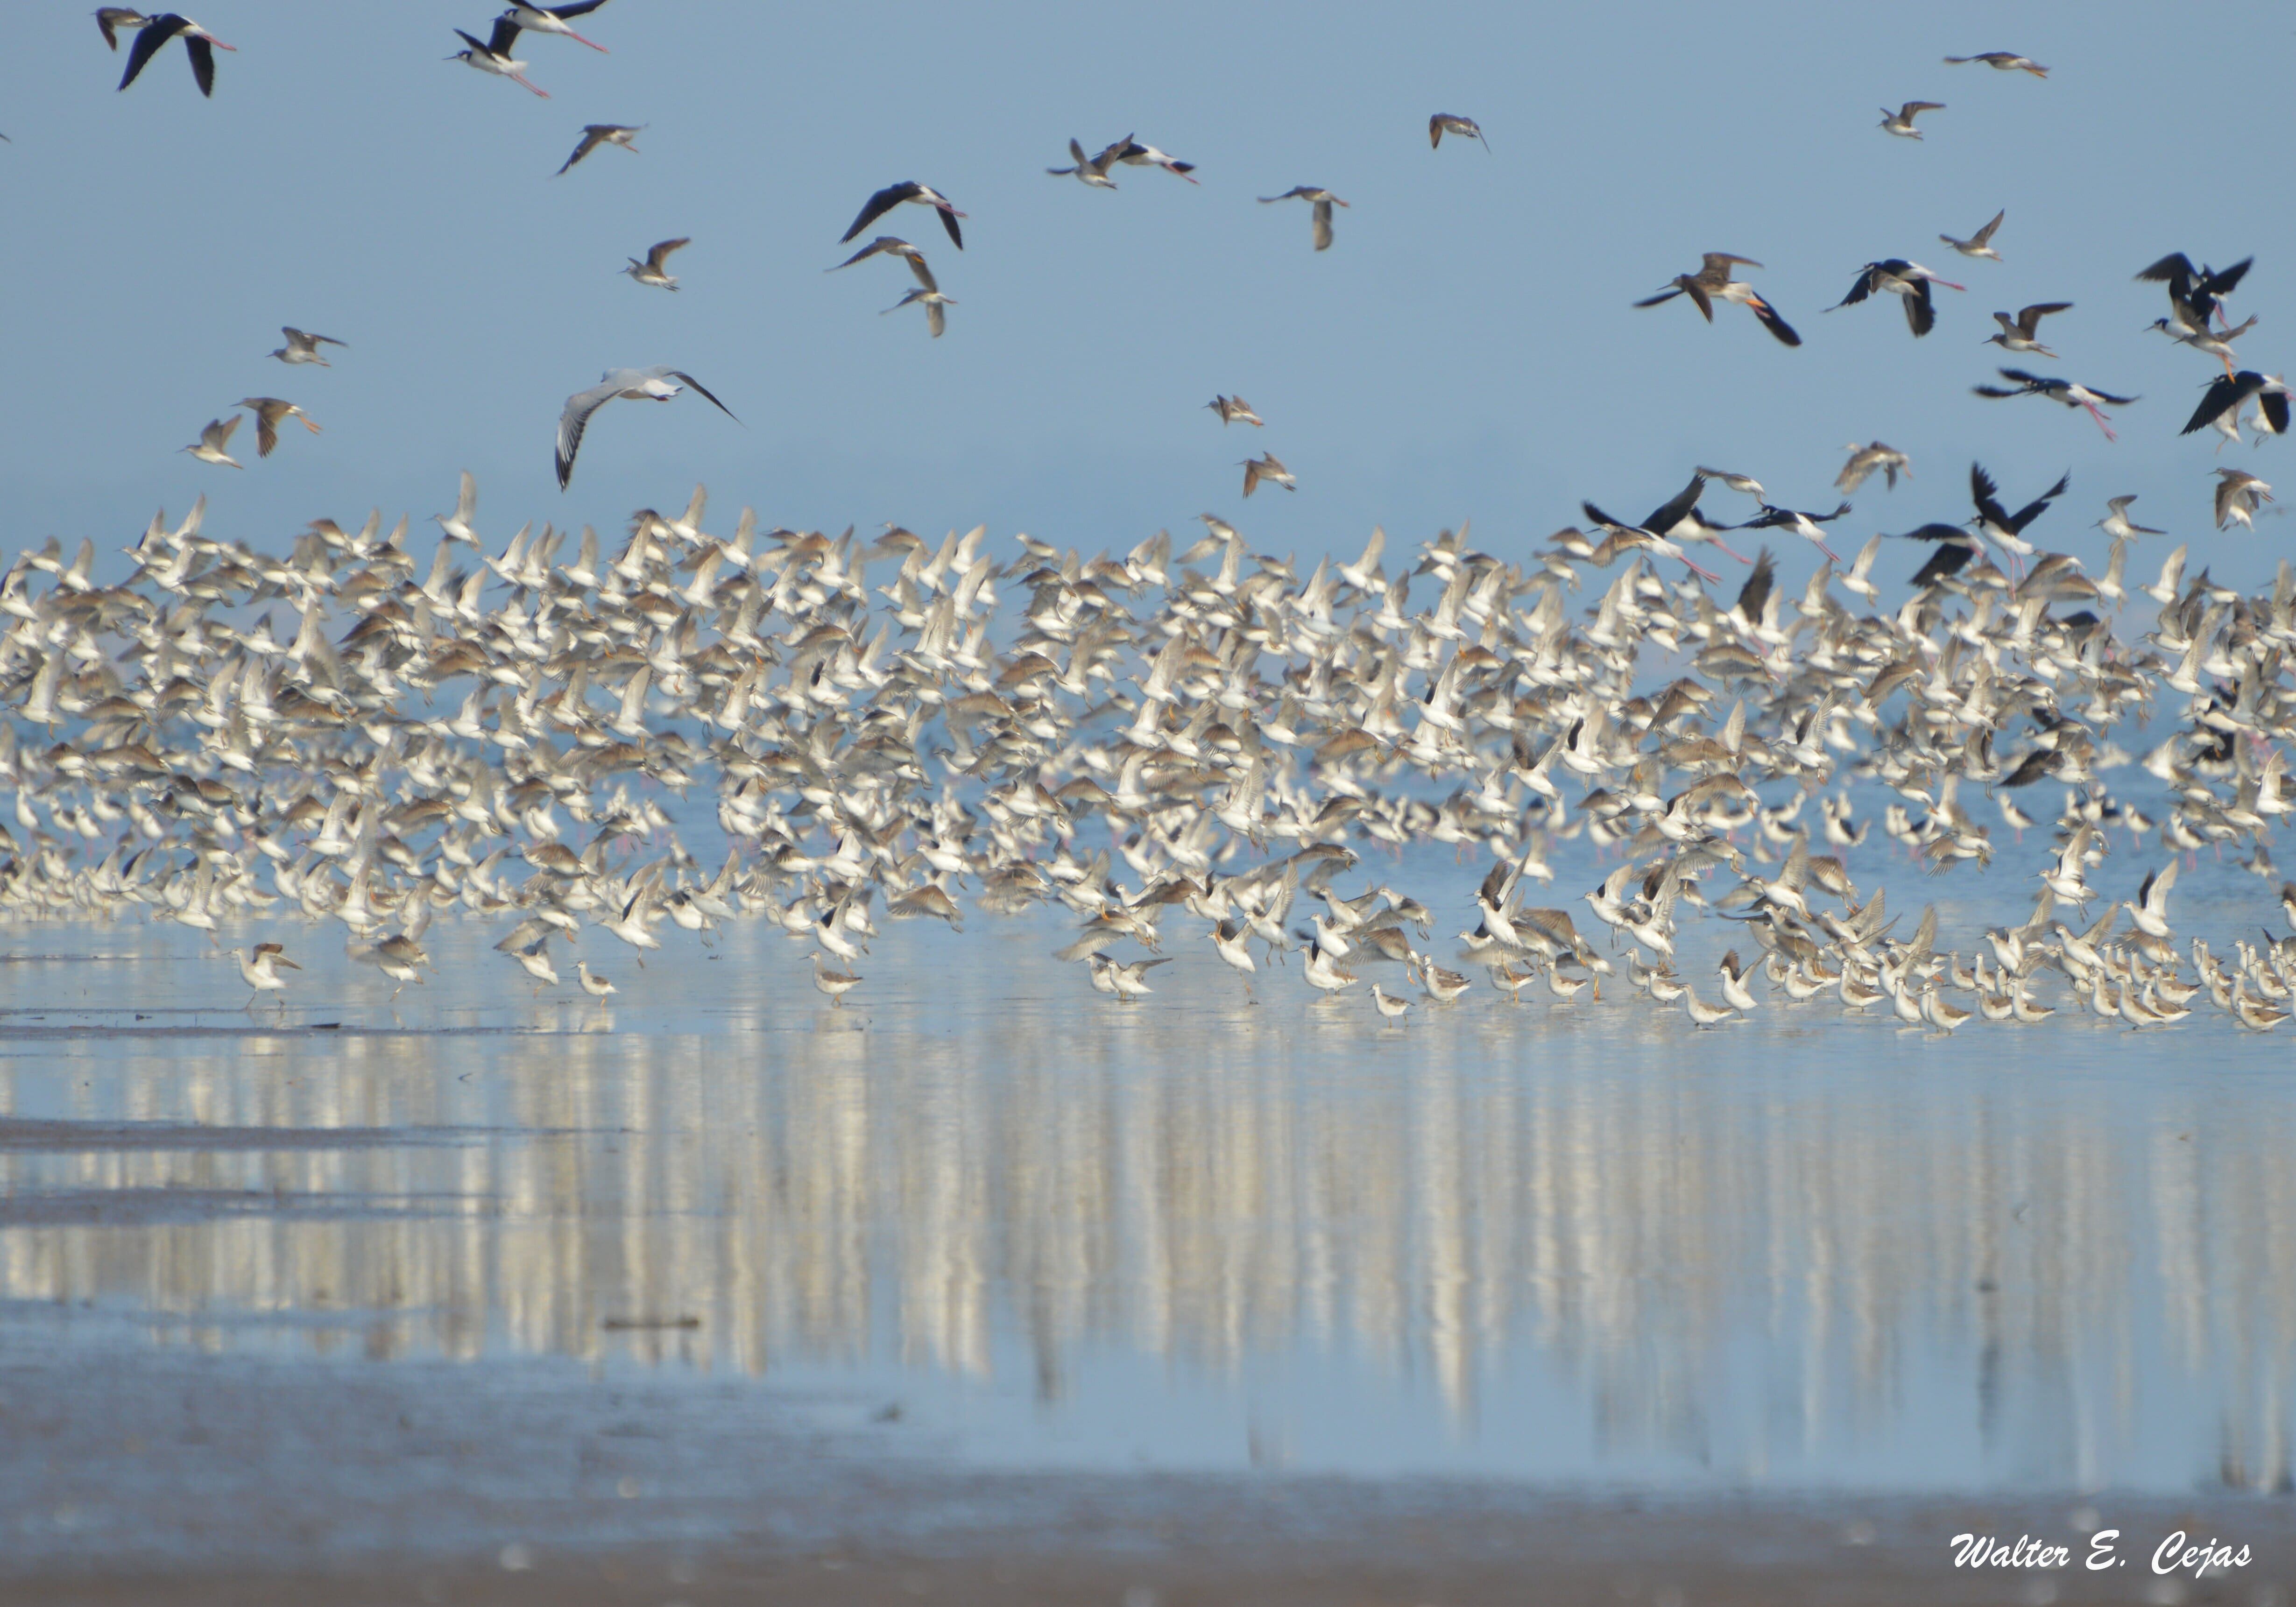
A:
[3, 831, 2292, 1535]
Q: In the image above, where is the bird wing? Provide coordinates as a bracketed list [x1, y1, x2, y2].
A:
[2135, 252, 2197, 289]
[905, 252, 938, 292]
[185, 32, 217, 97]
[2264, 391, 2291, 435]
[1972, 209, 2004, 245]
[647, 237, 690, 271]
[1681, 279, 1713, 320]
[551, 0, 615, 18]
[842, 183, 915, 243]
[1700, 253, 1759, 275]
[664, 370, 739, 423]
[1428, 114, 1443, 148]
[555, 378, 625, 490]
[558, 126, 607, 174]
[2020, 301, 2072, 326]
[2182, 374, 2241, 435]
[1643, 473, 1707, 535]
[1632, 286, 1686, 309]
[936, 202, 963, 249]
[827, 236, 895, 271]
[1903, 279, 1936, 336]
[249, 403, 279, 458]
[1830, 266, 1877, 310]
[1747, 295, 1801, 345]
[1909, 543, 1972, 587]
[487, 15, 523, 54]
[118, 14, 186, 91]
[2205, 257, 2255, 297]
[925, 299, 946, 338]
[2009, 474, 2070, 533]
[1904, 101, 1944, 113]
[1969, 463, 2008, 527]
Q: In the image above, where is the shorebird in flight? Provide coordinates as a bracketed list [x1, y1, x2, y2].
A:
[829, 237, 938, 293]
[449, 19, 549, 96]
[1102, 136, 1198, 182]
[1047, 138, 1121, 187]
[1940, 209, 2005, 261]
[2215, 469, 2274, 530]
[2147, 313, 2254, 379]
[1581, 474, 1730, 581]
[1970, 462, 2069, 575]
[182, 415, 243, 469]
[502, 2, 614, 52]
[1428, 113, 1489, 150]
[1943, 51, 2049, 77]
[883, 287, 955, 338]
[1984, 302, 2071, 357]
[236, 398, 320, 458]
[1738, 500, 1851, 563]
[1835, 442, 1911, 494]
[1828, 260, 1965, 337]
[1242, 454, 1295, 496]
[1879, 101, 1944, 139]
[117, 14, 234, 96]
[1207, 395, 1263, 427]
[1259, 186, 1348, 251]
[94, 9, 150, 50]
[557, 123, 642, 175]
[842, 182, 964, 249]
[2138, 253, 2252, 334]
[622, 237, 689, 290]
[270, 327, 346, 367]
[556, 368, 738, 489]
[1633, 254, 1801, 345]
[1971, 369, 2137, 440]
[2096, 496, 2165, 540]
[2183, 371, 2290, 443]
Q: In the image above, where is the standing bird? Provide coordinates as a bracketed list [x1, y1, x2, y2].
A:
[1242, 454, 1295, 497]
[94, 9, 150, 50]
[883, 287, 956, 338]
[577, 960, 616, 1000]
[501, 2, 614, 52]
[1103, 137, 1198, 182]
[1943, 51, 2049, 77]
[236, 397, 321, 458]
[270, 327, 347, 367]
[1940, 209, 2006, 261]
[556, 122, 642, 175]
[1971, 369, 2136, 440]
[1259, 186, 1349, 251]
[236, 942, 299, 1008]
[1428, 113, 1489, 151]
[1046, 138, 1121, 187]
[1984, 302, 2071, 357]
[2182, 371, 2290, 441]
[117, 14, 234, 97]
[1206, 395, 1263, 427]
[2215, 469, 2274, 530]
[556, 368, 738, 489]
[1827, 260, 1965, 337]
[1879, 101, 1944, 139]
[622, 237, 689, 291]
[841, 181, 965, 249]
[182, 415, 244, 469]
[1633, 253, 1801, 345]
[447, 20, 548, 97]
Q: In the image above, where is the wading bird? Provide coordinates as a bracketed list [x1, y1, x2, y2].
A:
[1259, 186, 1348, 251]
[842, 182, 964, 249]
[557, 123, 642, 175]
[1940, 209, 2006, 261]
[622, 237, 689, 291]
[1634, 254, 1801, 345]
[117, 13, 233, 96]
[1879, 101, 1944, 139]
[1972, 368, 2137, 439]
[1828, 260, 1965, 337]
[501, 2, 614, 52]
[270, 327, 346, 367]
[448, 19, 549, 96]
[1429, 113, 1489, 150]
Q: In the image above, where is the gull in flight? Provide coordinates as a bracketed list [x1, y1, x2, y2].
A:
[841, 182, 964, 250]
[236, 397, 321, 457]
[448, 19, 549, 97]
[270, 327, 347, 367]
[1260, 186, 1348, 251]
[557, 123, 642, 175]
[556, 368, 738, 490]
[183, 415, 243, 469]
[118, 13, 234, 97]
[622, 237, 689, 290]
[1428, 113, 1489, 151]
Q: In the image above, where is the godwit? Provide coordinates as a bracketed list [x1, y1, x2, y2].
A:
[448, 20, 548, 97]
[1879, 101, 1944, 139]
[1633, 253, 1801, 345]
[1972, 369, 2136, 440]
[2182, 370, 2289, 441]
[502, 2, 614, 52]
[117, 13, 233, 96]
[841, 182, 965, 250]
[182, 415, 243, 468]
[1428, 113, 1489, 150]
[1940, 209, 2005, 260]
[1259, 186, 1348, 251]
[1827, 260, 1965, 337]
[1984, 302, 2070, 357]
[555, 367, 739, 489]
[622, 237, 689, 290]
[235, 397, 322, 457]
[557, 123, 642, 175]
[269, 327, 346, 366]
[1943, 51, 2049, 77]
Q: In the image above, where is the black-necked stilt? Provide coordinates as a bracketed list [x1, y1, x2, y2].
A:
[118, 14, 233, 97]
[841, 182, 965, 250]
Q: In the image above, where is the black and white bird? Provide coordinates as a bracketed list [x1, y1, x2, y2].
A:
[501, 2, 614, 52]
[2138, 254, 2252, 336]
[555, 368, 738, 490]
[1827, 260, 1965, 337]
[1428, 113, 1489, 151]
[1580, 473, 1732, 580]
[1259, 186, 1349, 252]
[556, 123, 642, 175]
[1984, 302, 2071, 357]
[1879, 101, 1944, 139]
[1972, 368, 2137, 440]
[1102, 136, 1198, 183]
[1940, 209, 2006, 261]
[1969, 462, 2069, 577]
[841, 182, 965, 250]
[448, 19, 548, 96]
[117, 13, 234, 96]
[2181, 370, 2289, 445]
[1737, 500, 1851, 563]
[1634, 254, 1801, 346]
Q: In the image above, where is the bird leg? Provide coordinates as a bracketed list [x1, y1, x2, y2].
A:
[2082, 403, 2117, 442]
[1680, 557, 1723, 585]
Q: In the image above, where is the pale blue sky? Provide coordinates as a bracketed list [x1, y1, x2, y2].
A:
[3, 1, 2289, 587]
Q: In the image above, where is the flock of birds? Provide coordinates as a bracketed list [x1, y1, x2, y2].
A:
[17, 15, 2296, 1033]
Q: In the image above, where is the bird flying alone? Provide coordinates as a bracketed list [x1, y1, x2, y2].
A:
[557, 123, 642, 175]
[1879, 101, 1944, 139]
[556, 367, 738, 489]
[1634, 254, 1801, 346]
[1429, 113, 1489, 151]
[883, 287, 955, 339]
[1941, 209, 2006, 261]
[1242, 454, 1295, 496]
[1207, 395, 1263, 427]
[270, 327, 346, 366]
[622, 237, 689, 290]
[1943, 51, 2049, 77]
[118, 14, 234, 97]
[1104, 137, 1198, 182]
[236, 398, 320, 458]
[842, 182, 964, 250]
[1985, 301, 2071, 357]
[1260, 186, 1348, 251]
[448, 20, 548, 97]
[1971, 369, 2136, 440]
[183, 415, 243, 468]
